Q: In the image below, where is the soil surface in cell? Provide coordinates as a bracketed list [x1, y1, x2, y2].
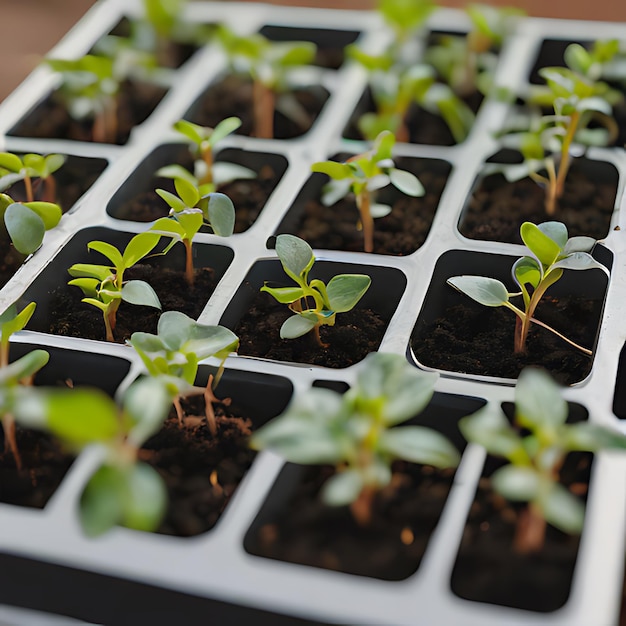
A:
[290, 159, 449, 255]
[11, 81, 167, 145]
[48, 264, 216, 343]
[187, 74, 328, 139]
[233, 292, 387, 368]
[144, 397, 256, 537]
[246, 462, 455, 580]
[459, 168, 617, 243]
[412, 294, 601, 384]
[451, 453, 591, 611]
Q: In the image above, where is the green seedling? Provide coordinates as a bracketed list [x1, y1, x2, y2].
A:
[251, 352, 460, 526]
[67, 233, 162, 342]
[156, 117, 254, 192]
[460, 367, 626, 553]
[377, 0, 435, 49]
[0, 192, 62, 256]
[448, 221, 607, 354]
[16, 376, 173, 536]
[148, 179, 235, 286]
[129, 310, 239, 435]
[216, 25, 316, 139]
[564, 39, 621, 83]
[0, 302, 48, 469]
[311, 130, 423, 253]
[261, 234, 371, 347]
[0, 152, 66, 204]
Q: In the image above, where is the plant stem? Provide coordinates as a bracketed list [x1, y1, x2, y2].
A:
[184, 238, 195, 287]
[104, 301, 120, 343]
[3, 415, 22, 471]
[44, 175, 57, 204]
[555, 111, 580, 199]
[513, 502, 547, 554]
[544, 158, 558, 216]
[357, 189, 374, 253]
[24, 175, 34, 203]
[350, 484, 376, 526]
[253, 80, 275, 139]
[313, 324, 329, 349]
[529, 316, 592, 355]
[200, 147, 214, 186]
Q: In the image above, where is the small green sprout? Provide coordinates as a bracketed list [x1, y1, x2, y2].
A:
[0, 152, 66, 204]
[377, 0, 435, 50]
[0, 192, 62, 256]
[564, 39, 621, 83]
[261, 234, 371, 347]
[129, 310, 239, 435]
[311, 130, 424, 253]
[148, 179, 235, 286]
[156, 117, 254, 192]
[216, 25, 316, 139]
[16, 376, 173, 536]
[67, 233, 162, 342]
[460, 367, 626, 553]
[251, 352, 460, 526]
[0, 302, 49, 469]
[448, 221, 607, 355]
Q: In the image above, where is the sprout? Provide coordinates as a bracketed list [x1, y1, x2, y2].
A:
[460, 367, 626, 553]
[311, 131, 423, 253]
[261, 235, 371, 348]
[0, 152, 66, 204]
[251, 352, 460, 526]
[67, 233, 162, 342]
[448, 221, 607, 354]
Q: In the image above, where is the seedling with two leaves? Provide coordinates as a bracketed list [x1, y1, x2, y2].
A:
[68, 233, 162, 342]
[251, 352, 460, 526]
[311, 130, 424, 253]
[129, 310, 239, 435]
[0, 152, 66, 204]
[460, 367, 626, 553]
[261, 234, 371, 348]
[448, 221, 607, 355]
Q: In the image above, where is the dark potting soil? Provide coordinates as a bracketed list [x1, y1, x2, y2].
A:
[144, 398, 255, 537]
[459, 168, 617, 243]
[0, 244, 26, 290]
[0, 427, 73, 509]
[187, 74, 329, 139]
[245, 462, 456, 580]
[451, 453, 592, 611]
[10, 81, 167, 145]
[233, 292, 387, 368]
[289, 160, 449, 255]
[411, 294, 601, 384]
[48, 264, 216, 343]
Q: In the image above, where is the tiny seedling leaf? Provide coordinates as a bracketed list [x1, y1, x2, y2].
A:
[4, 204, 45, 254]
[88, 240, 124, 268]
[206, 192, 235, 236]
[379, 426, 461, 468]
[492, 465, 541, 501]
[23, 202, 62, 230]
[275, 234, 314, 280]
[388, 168, 424, 197]
[280, 314, 317, 339]
[209, 116, 242, 145]
[121, 281, 162, 309]
[540, 481, 585, 534]
[326, 274, 371, 313]
[321, 469, 364, 507]
[447, 275, 510, 307]
[122, 232, 161, 268]
[260, 285, 305, 304]
[80, 464, 126, 537]
[515, 367, 568, 430]
[122, 463, 167, 532]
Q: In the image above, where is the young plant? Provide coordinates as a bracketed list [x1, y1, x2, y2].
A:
[0, 302, 49, 469]
[0, 192, 62, 256]
[156, 118, 254, 192]
[261, 234, 371, 347]
[448, 221, 607, 354]
[216, 25, 317, 139]
[129, 310, 239, 435]
[148, 179, 235, 286]
[251, 352, 460, 526]
[460, 367, 626, 553]
[16, 376, 173, 536]
[311, 130, 424, 253]
[67, 233, 162, 342]
[0, 152, 66, 204]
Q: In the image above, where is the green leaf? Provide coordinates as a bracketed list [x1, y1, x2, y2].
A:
[0, 350, 49, 388]
[388, 168, 424, 197]
[320, 469, 364, 507]
[209, 117, 242, 145]
[205, 192, 235, 237]
[562, 422, 626, 452]
[0, 301, 36, 339]
[540, 482, 585, 534]
[564, 43, 592, 75]
[280, 314, 317, 339]
[260, 285, 305, 304]
[5, 203, 45, 254]
[173, 119, 205, 145]
[156, 188, 187, 212]
[370, 203, 392, 218]
[513, 256, 541, 291]
[156, 165, 197, 185]
[44, 153, 66, 174]
[552, 252, 607, 273]
[447, 275, 510, 307]
[124, 377, 172, 446]
[122, 462, 167, 532]
[516, 367, 567, 430]
[122, 232, 160, 269]
[174, 177, 200, 208]
[379, 426, 460, 468]
[22, 201, 62, 230]
[275, 234, 314, 281]
[121, 280, 162, 309]
[311, 161, 352, 180]
[67, 263, 112, 281]
[0, 153, 23, 172]
[80, 464, 126, 537]
[326, 274, 371, 313]
[521, 221, 564, 267]
[88, 240, 124, 269]
[492, 465, 541, 501]
[156, 310, 196, 351]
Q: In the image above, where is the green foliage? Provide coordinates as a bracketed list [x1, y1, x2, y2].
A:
[0, 152, 65, 204]
[68, 234, 162, 342]
[460, 367, 626, 551]
[311, 131, 423, 252]
[448, 221, 607, 354]
[377, 0, 435, 43]
[261, 235, 371, 346]
[251, 352, 459, 524]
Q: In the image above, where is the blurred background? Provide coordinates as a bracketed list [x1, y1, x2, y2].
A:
[1, 0, 625, 102]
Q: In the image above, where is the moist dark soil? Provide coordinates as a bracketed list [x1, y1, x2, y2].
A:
[411, 294, 601, 384]
[233, 291, 387, 368]
[0, 243, 26, 290]
[187, 74, 329, 139]
[288, 159, 449, 255]
[114, 161, 281, 234]
[10, 81, 167, 145]
[0, 427, 73, 509]
[144, 397, 255, 537]
[451, 453, 592, 611]
[48, 264, 216, 343]
[245, 462, 456, 580]
[459, 168, 617, 243]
